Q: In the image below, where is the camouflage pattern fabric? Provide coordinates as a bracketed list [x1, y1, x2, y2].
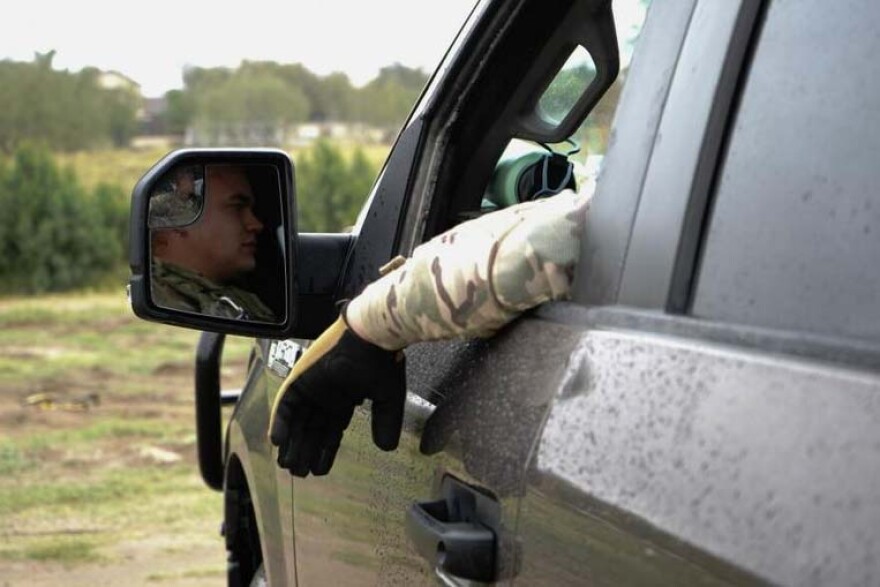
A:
[149, 192, 202, 228]
[148, 165, 204, 228]
[345, 189, 589, 350]
[151, 259, 276, 322]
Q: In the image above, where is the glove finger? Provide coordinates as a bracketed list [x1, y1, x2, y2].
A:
[269, 394, 295, 447]
[310, 407, 355, 475]
[277, 406, 309, 472]
[291, 411, 327, 478]
[310, 427, 343, 476]
[371, 390, 405, 451]
[279, 429, 298, 472]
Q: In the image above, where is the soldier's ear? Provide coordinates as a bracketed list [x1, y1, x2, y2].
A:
[151, 231, 166, 252]
[150, 230, 179, 254]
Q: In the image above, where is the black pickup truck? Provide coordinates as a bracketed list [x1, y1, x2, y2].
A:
[129, 0, 880, 584]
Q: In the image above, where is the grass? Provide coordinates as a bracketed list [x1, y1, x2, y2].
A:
[0, 445, 222, 573]
[0, 536, 104, 564]
[0, 442, 31, 475]
[0, 460, 185, 517]
[0, 291, 241, 581]
[0, 464, 217, 568]
[55, 147, 172, 194]
[0, 291, 253, 391]
[146, 567, 226, 582]
[24, 539, 102, 563]
[5, 417, 189, 456]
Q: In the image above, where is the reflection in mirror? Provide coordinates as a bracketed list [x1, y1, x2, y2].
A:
[537, 45, 598, 125]
[148, 164, 205, 228]
[148, 163, 285, 323]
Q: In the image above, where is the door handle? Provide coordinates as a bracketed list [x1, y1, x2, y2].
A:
[406, 476, 498, 583]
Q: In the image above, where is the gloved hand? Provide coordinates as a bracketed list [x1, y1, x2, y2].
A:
[268, 317, 406, 477]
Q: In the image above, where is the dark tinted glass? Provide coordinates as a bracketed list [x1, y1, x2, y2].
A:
[691, 0, 880, 342]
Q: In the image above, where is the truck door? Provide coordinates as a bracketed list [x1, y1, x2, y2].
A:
[517, 0, 880, 584]
[288, 0, 635, 583]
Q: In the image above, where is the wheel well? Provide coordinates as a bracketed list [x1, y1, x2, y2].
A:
[225, 455, 263, 586]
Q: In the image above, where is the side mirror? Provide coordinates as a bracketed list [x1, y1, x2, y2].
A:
[129, 149, 298, 339]
[514, 1, 619, 144]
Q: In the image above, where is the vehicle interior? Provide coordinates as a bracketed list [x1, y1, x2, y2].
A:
[241, 164, 287, 319]
[396, 0, 620, 253]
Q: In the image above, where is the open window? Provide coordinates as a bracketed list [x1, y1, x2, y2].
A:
[412, 0, 651, 236]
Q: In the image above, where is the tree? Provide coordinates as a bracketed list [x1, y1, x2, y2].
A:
[176, 61, 427, 138]
[100, 87, 141, 147]
[0, 54, 142, 152]
[162, 89, 195, 136]
[348, 147, 377, 202]
[296, 141, 378, 232]
[311, 72, 356, 122]
[192, 70, 309, 145]
[0, 144, 125, 293]
[92, 182, 129, 263]
[355, 64, 428, 129]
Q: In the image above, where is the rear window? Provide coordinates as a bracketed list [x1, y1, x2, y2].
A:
[690, 0, 880, 343]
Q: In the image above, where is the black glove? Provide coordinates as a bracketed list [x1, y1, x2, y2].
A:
[268, 317, 406, 477]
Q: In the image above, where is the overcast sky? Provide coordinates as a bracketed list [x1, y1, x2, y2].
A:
[0, 0, 646, 98]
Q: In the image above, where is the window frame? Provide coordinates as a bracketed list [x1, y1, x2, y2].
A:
[569, 0, 700, 306]
[600, 0, 764, 311]
[687, 0, 880, 345]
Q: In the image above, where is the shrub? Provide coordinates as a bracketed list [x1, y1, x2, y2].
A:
[296, 140, 379, 232]
[0, 144, 126, 294]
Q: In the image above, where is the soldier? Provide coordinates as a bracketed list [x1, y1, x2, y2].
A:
[269, 188, 588, 477]
[150, 164, 276, 322]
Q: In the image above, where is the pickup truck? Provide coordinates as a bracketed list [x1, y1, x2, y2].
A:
[129, 0, 880, 584]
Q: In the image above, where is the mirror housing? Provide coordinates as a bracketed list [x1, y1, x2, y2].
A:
[515, 0, 619, 143]
[129, 149, 298, 339]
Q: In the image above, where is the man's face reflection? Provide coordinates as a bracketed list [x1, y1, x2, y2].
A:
[155, 165, 264, 283]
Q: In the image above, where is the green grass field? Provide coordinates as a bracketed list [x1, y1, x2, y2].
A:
[0, 292, 253, 585]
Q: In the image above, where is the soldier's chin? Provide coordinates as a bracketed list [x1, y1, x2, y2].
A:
[237, 257, 257, 274]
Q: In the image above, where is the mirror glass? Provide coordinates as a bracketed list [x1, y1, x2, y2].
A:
[537, 45, 597, 125]
[148, 163, 286, 323]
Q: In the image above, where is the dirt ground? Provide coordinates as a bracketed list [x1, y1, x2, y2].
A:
[0, 541, 224, 587]
[0, 387, 226, 586]
[0, 293, 253, 586]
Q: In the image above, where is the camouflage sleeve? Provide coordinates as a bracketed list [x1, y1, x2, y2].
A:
[344, 189, 589, 350]
[213, 286, 277, 322]
[151, 260, 276, 322]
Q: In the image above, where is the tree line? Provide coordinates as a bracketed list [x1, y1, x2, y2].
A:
[0, 53, 429, 153]
[0, 52, 140, 154]
[0, 141, 377, 295]
[166, 61, 428, 141]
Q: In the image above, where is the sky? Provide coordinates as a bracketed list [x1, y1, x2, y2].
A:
[0, 0, 646, 98]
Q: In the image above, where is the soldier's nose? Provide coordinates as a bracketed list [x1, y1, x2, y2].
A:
[245, 211, 264, 233]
